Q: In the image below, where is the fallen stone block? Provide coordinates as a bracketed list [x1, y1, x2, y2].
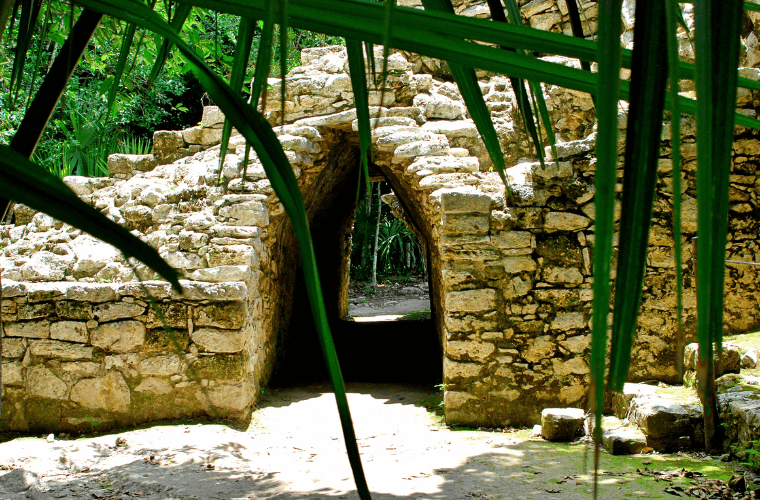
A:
[541, 408, 585, 441]
[602, 425, 648, 455]
[630, 396, 703, 452]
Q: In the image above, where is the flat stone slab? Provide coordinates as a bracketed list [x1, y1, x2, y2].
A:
[602, 425, 648, 455]
[541, 408, 584, 442]
[630, 396, 702, 452]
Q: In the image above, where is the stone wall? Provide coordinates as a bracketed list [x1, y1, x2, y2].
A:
[2, 29, 760, 430]
[0, 279, 256, 432]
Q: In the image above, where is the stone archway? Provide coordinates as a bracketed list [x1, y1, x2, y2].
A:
[3, 44, 760, 432]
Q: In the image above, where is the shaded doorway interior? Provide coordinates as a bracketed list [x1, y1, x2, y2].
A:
[268, 139, 441, 387]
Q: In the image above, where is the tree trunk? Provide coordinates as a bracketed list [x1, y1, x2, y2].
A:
[371, 182, 381, 290]
[697, 347, 722, 453]
[360, 189, 372, 273]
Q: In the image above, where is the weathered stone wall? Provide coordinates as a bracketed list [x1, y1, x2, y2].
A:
[2, 26, 760, 430]
[0, 279, 256, 432]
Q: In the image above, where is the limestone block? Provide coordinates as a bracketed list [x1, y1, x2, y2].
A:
[161, 250, 206, 270]
[16, 302, 53, 321]
[551, 357, 589, 376]
[191, 328, 246, 353]
[542, 265, 583, 284]
[135, 377, 173, 395]
[447, 341, 495, 362]
[93, 302, 145, 323]
[545, 133, 596, 160]
[524, 335, 556, 363]
[106, 154, 158, 177]
[681, 195, 698, 233]
[394, 136, 450, 159]
[602, 425, 648, 455]
[27, 365, 68, 400]
[20, 251, 71, 281]
[122, 205, 153, 226]
[4, 320, 50, 339]
[414, 92, 466, 120]
[206, 245, 258, 268]
[201, 106, 226, 128]
[177, 281, 248, 302]
[140, 354, 181, 376]
[444, 314, 498, 333]
[190, 265, 252, 283]
[720, 392, 760, 451]
[62, 283, 117, 303]
[69, 234, 123, 278]
[441, 214, 490, 234]
[60, 361, 100, 379]
[421, 119, 479, 140]
[278, 134, 318, 153]
[141, 302, 187, 329]
[196, 383, 251, 414]
[559, 335, 590, 354]
[742, 350, 758, 369]
[219, 201, 269, 226]
[630, 397, 702, 451]
[444, 358, 483, 380]
[91, 320, 146, 353]
[501, 255, 537, 273]
[439, 188, 492, 214]
[153, 130, 186, 154]
[2, 361, 23, 386]
[444, 390, 476, 410]
[352, 117, 415, 132]
[1, 280, 26, 298]
[408, 156, 479, 175]
[61, 175, 114, 197]
[2, 338, 25, 358]
[544, 212, 590, 232]
[446, 289, 497, 312]
[70, 371, 130, 413]
[193, 303, 247, 329]
[492, 231, 532, 249]
[30, 339, 94, 361]
[541, 408, 584, 441]
[503, 276, 532, 299]
[551, 312, 585, 331]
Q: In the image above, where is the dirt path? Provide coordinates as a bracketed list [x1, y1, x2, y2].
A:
[0, 383, 740, 500]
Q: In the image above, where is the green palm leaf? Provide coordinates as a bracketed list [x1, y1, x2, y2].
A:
[590, 1, 622, 490]
[608, 0, 669, 390]
[72, 1, 371, 495]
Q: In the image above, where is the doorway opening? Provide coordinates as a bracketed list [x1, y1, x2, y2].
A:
[267, 137, 440, 387]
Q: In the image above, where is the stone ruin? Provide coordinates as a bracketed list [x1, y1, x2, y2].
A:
[3, 3, 760, 432]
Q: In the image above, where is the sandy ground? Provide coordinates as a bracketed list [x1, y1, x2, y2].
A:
[0, 383, 741, 500]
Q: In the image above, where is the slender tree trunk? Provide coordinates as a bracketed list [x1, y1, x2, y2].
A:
[697, 351, 721, 453]
[693, 240, 722, 453]
[361, 189, 372, 274]
[371, 182, 381, 291]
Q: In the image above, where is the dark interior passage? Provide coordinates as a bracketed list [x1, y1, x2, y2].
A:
[269, 317, 441, 386]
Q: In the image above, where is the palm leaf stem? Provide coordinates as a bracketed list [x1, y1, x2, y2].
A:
[607, 0, 669, 390]
[591, 0, 623, 496]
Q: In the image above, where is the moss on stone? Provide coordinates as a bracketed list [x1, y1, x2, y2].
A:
[146, 328, 190, 351]
[535, 234, 583, 266]
[189, 355, 246, 380]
